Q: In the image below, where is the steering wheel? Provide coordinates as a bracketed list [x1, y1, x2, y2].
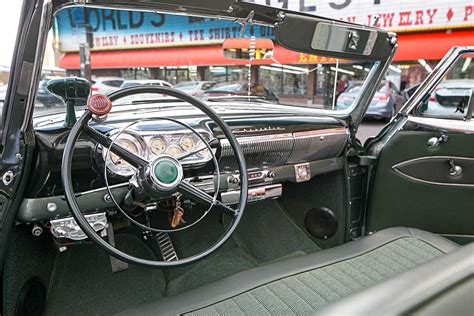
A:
[61, 86, 248, 267]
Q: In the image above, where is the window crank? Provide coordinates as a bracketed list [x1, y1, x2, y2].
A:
[427, 134, 448, 149]
[448, 159, 462, 177]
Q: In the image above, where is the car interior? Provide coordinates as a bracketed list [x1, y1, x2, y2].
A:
[0, 1, 473, 315]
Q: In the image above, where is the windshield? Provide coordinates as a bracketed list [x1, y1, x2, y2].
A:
[34, 6, 377, 118]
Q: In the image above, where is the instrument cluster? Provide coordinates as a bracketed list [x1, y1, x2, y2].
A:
[101, 129, 215, 177]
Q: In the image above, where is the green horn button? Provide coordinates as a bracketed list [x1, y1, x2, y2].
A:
[154, 160, 178, 184]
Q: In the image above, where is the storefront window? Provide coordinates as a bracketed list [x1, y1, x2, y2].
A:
[33, 6, 378, 116]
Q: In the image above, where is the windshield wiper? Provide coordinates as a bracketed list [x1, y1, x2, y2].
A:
[127, 98, 179, 105]
[205, 95, 272, 103]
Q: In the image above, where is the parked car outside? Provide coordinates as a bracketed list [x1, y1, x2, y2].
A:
[203, 82, 279, 102]
[120, 79, 172, 89]
[421, 79, 474, 117]
[174, 81, 217, 98]
[337, 80, 405, 120]
[36, 77, 63, 107]
[91, 77, 125, 94]
[0, 84, 7, 102]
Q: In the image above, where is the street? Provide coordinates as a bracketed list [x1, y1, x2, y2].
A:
[356, 119, 386, 143]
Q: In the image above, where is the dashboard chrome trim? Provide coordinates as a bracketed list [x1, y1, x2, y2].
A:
[220, 127, 349, 168]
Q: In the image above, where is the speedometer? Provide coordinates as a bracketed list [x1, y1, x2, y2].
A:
[110, 139, 139, 167]
[102, 132, 145, 177]
[149, 136, 167, 155]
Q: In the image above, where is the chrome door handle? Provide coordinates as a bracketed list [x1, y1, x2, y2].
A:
[427, 134, 448, 148]
[448, 159, 462, 177]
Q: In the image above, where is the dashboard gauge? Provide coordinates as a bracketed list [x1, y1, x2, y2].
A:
[110, 139, 139, 167]
[149, 136, 167, 155]
[196, 140, 212, 159]
[102, 132, 145, 177]
[180, 135, 196, 152]
[166, 145, 183, 157]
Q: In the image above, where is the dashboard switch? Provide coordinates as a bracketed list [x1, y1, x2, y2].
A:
[295, 163, 311, 183]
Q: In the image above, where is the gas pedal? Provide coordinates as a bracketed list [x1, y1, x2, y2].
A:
[156, 232, 178, 261]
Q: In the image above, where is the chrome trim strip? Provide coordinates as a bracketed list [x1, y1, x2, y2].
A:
[293, 127, 349, 138]
[407, 116, 474, 133]
[392, 156, 474, 188]
[80, 182, 128, 195]
[441, 233, 474, 238]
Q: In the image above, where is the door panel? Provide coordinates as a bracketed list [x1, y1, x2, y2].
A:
[367, 129, 474, 235]
[393, 156, 474, 186]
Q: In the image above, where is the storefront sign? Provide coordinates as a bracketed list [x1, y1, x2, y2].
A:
[252, 0, 474, 32]
[55, 8, 274, 52]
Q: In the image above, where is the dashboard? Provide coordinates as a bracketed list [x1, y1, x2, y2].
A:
[19, 102, 350, 224]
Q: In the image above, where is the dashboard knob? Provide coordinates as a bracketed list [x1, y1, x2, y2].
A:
[229, 176, 240, 184]
[88, 94, 112, 116]
[266, 171, 276, 178]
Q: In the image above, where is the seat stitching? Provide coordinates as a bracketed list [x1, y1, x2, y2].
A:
[306, 270, 345, 298]
[385, 244, 423, 265]
[230, 297, 249, 315]
[351, 255, 395, 276]
[345, 260, 382, 281]
[395, 239, 439, 258]
[295, 275, 331, 303]
[291, 276, 327, 304]
[325, 263, 364, 290]
[248, 290, 273, 314]
[266, 285, 299, 314]
[310, 268, 354, 295]
[374, 246, 416, 269]
[279, 279, 315, 310]
[366, 252, 404, 273]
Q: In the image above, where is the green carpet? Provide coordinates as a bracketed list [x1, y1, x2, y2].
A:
[4, 226, 56, 316]
[228, 200, 321, 263]
[44, 235, 166, 316]
[164, 210, 258, 296]
[280, 172, 346, 249]
[39, 198, 323, 314]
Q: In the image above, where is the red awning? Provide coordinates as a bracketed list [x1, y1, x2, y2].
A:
[394, 29, 474, 61]
[60, 44, 335, 69]
[59, 45, 334, 69]
[59, 29, 474, 69]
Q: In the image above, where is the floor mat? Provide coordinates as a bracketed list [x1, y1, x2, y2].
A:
[44, 235, 166, 316]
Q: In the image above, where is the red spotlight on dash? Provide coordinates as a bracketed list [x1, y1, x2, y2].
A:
[87, 94, 112, 116]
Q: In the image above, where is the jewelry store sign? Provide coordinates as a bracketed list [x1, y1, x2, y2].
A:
[252, 0, 474, 32]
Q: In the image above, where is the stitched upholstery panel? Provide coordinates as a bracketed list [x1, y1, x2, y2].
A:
[189, 238, 443, 315]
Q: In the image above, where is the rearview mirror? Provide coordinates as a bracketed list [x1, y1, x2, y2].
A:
[223, 38, 274, 60]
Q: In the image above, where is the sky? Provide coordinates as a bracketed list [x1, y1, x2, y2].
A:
[0, 1, 23, 67]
